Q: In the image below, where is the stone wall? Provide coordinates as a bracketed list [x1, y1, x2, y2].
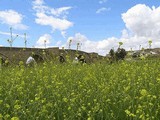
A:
[0, 47, 104, 65]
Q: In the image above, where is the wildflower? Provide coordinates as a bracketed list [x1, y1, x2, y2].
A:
[63, 98, 68, 103]
[140, 89, 148, 96]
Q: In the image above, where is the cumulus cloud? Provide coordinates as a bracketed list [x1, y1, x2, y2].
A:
[65, 33, 118, 55]
[99, 0, 107, 4]
[96, 7, 111, 14]
[0, 10, 28, 30]
[32, 0, 73, 35]
[122, 4, 160, 38]
[39, 4, 160, 56]
[120, 4, 160, 50]
[64, 33, 155, 56]
[36, 34, 52, 47]
[35, 13, 73, 31]
[58, 4, 160, 56]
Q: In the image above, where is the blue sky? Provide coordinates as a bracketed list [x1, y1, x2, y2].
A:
[0, 0, 160, 55]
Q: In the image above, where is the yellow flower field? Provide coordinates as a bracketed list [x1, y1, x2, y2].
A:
[0, 59, 160, 120]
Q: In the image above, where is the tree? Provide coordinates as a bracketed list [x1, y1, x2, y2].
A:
[109, 49, 115, 58]
[115, 48, 127, 61]
[109, 48, 115, 63]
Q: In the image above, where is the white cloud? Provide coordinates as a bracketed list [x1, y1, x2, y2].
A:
[38, 4, 160, 56]
[51, 7, 72, 18]
[65, 33, 118, 55]
[33, 0, 44, 5]
[56, 40, 62, 46]
[36, 34, 52, 47]
[121, 29, 129, 38]
[0, 31, 25, 38]
[67, 33, 88, 45]
[35, 13, 73, 31]
[64, 32, 159, 56]
[32, 0, 73, 36]
[122, 4, 160, 38]
[0, 10, 28, 30]
[61, 31, 66, 38]
[96, 7, 111, 14]
[99, 0, 107, 4]
[59, 4, 160, 56]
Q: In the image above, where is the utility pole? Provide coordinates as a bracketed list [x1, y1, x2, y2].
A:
[79, 43, 82, 50]
[68, 39, 72, 49]
[24, 33, 27, 48]
[7, 27, 18, 48]
[44, 40, 47, 48]
[76, 43, 80, 51]
[10, 27, 12, 46]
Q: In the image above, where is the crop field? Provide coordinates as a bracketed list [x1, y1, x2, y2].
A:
[0, 59, 160, 120]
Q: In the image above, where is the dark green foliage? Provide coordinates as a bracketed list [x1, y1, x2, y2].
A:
[109, 49, 115, 58]
[109, 49, 115, 63]
[115, 48, 127, 60]
[109, 48, 127, 63]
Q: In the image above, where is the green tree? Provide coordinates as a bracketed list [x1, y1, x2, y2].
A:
[109, 49, 115, 58]
[115, 48, 127, 61]
[109, 49, 115, 63]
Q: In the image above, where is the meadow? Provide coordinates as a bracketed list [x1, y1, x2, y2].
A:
[0, 59, 160, 120]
